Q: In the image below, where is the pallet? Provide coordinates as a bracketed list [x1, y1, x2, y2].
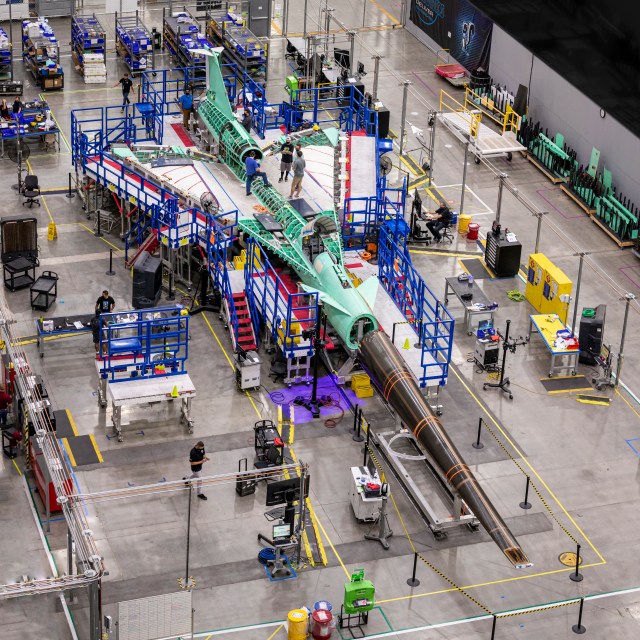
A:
[524, 152, 566, 184]
[559, 184, 596, 215]
[591, 216, 634, 248]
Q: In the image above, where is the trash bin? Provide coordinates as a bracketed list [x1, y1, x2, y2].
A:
[288, 609, 309, 640]
[458, 214, 472, 234]
[311, 609, 333, 639]
[467, 222, 480, 241]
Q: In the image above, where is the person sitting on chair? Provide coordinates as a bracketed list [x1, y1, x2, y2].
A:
[426, 201, 452, 243]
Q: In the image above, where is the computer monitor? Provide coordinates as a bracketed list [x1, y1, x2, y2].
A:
[478, 319, 493, 331]
[265, 476, 311, 506]
[366, 457, 377, 478]
[273, 523, 292, 540]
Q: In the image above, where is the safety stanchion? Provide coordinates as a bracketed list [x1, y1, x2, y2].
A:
[490, 614, 497, 639]
[472, 417, 484, 449]
[95, 208, 102, 237]
[406, 551, 420, 587]
[106, 249, 115, 276]
[569, 543, 583, 582]
[572, 598, 586, 634]
[519, 475, 532, 510]
[363, 421, 370, 467]
[66, 173, 75, 199]
[352, 405, 364, 442]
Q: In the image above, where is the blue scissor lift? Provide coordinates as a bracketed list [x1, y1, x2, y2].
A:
[96, 306, 193, 441]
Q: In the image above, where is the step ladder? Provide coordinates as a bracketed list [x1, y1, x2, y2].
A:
[232, 292, 257, 352]
[126, 229, 160, 268]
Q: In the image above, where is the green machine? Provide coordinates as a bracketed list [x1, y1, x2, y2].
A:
[343, 569, 375, 615]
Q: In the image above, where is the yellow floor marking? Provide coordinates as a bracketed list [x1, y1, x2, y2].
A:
[199, 312, 262, 419]
[616, 388, 640, 421]
[265, 624, 284, 640]
[12, 459, 22, 476]
[399, 154, 422, 176]
[66, 409, 78, 436]
[77, 223, 124, 253]
[313, 508, 351, 580]
[89, 434, 104, 463]
[62, 438, 77, 467]
[369, 0, 400, 25]
[271, 20, 282, 35]
[450, 367, 606, 563]
[410, 248, 479, 258]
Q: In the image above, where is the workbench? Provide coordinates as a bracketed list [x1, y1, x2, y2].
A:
[96, 358, 195, 441]
[444, 276, 495, 335]
[527, 313, 579, 377]
[36, 313, 94, 357]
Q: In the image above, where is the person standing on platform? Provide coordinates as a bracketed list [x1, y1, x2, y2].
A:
[289, 149, 306, 198]
[241, 109, 252, 133]
[245, 150, 271, 195]
[179, 87, 194, 131]
[184, 441, 209, 500]
[114, 73, 134, 112]
[93, 290, 115, 354]
[278, 136, 294, 183]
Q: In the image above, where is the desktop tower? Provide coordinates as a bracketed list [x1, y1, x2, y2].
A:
[578, 305, 606, 364]
[132, 251, 162, 309]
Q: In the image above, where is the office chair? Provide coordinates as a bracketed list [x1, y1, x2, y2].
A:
[22, 174, 41, 208]
[441, 222, 455, 245]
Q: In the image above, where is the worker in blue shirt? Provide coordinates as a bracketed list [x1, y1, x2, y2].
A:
[245, 150, 271, 196]
[179, 87, 194, 131]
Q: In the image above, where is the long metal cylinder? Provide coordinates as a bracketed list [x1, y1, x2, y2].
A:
[358, 330, 530, 568]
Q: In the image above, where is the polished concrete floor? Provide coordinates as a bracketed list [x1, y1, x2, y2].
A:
[1, 1, 640, 639]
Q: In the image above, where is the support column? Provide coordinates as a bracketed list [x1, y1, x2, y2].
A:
[303, 0, 309, 38]
[282, 0, 289, 37]
[616, 293, 636, 387]
[371, 55, 381, 101]
[533, 211, 548, 253]
[88, 580, 101, 640]
[495, 172, 508, 224]
[571, 252, 589, 334]
[398, 80, 411, 157]
[348, 30, 356, 77]
[428, 111, 437, 183]
[460, 141, 470, 214]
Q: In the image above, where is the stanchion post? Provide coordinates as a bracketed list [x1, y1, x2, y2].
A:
[406, 551, 420, 587]
[363, 420, 370, 466]
[66, 172, 75, 199]
[490, 614, 497, 640]
[353, 406, 364, 442]
[572, 598, 586, 634]
[472, 417, 484, 449]
[352, 403, 359, 432]
[570, 543, 583, 582]
[519, 475, 532, 510]
[106, 248, 115, 276]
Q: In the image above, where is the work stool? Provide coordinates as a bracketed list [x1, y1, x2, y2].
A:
[22, 174, 41, 208]
[441, 224, 454, 245]
[41, 133, 57, 152]
[2, 425, 22, 459]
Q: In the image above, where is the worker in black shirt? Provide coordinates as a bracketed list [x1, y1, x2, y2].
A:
[93, 291, 115, 354]
[12, 97, 22, 115]
[426, 201, 453, 243]
[278, 136, 294, 183]
[113, 73, 134, 112]
[184, 441, 209, 500]
[241, 109, 252, 133]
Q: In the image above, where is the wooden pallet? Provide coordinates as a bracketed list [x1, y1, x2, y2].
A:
[524, 152, 567, 184]
[559, 184, 596, 215]
[591, 216, 634, 248]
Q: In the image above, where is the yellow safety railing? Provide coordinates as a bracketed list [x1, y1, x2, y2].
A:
[464, 86, 522, 134]
[439, 89, 482, 139]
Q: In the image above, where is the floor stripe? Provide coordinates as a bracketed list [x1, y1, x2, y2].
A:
[89, 434, 104, 463]
[265, 624, 284, 640]
[369, 0, 400, 25]
[66, 409, 79, 437]
[62, 438, 77, 467]
[450, 366, 606, 563]
[313, 509, 351, 580]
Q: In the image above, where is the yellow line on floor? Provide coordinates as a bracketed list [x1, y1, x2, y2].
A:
[12, 459, 22, 475]
[199, 312, 263, 419]
[616, 388, 640, 421]
[410, 249, 479, 258]
[313, 508, 351, 580]
[271, 20, 282, 35]
[450, 367, 606, 564]
[368, 0, 400, 24]
[62, 438, 77, 467]
[77, 223, 124, 253]
[265, 624, 284, 640]
[89, 434, 104, 463]
[375, 562, 606, 605]
[66, 409, 78, 437]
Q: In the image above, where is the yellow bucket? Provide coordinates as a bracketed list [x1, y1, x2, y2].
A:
[458, 214, 472, 234]
[288, 609, 309, 640]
